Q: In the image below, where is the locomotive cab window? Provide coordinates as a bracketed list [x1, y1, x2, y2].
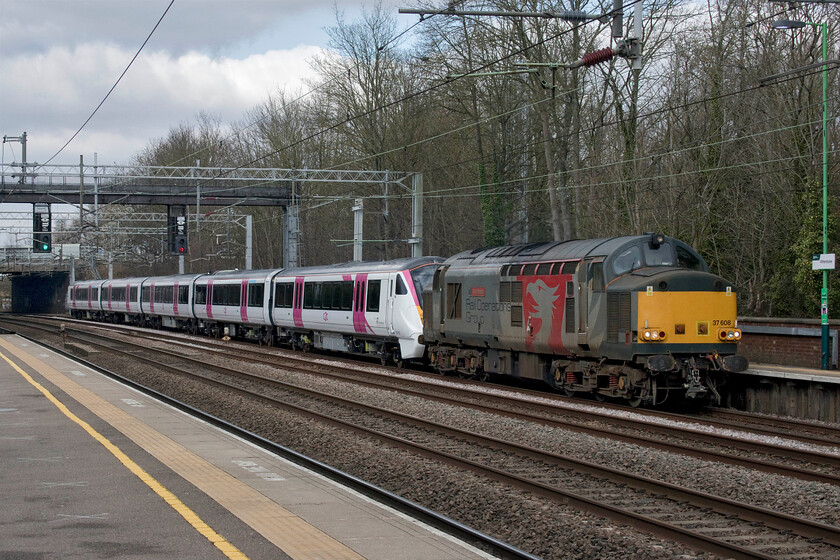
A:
[643, 241, 675, 267]
[676, 244, 705, 271]
[612, 246, 642, 276]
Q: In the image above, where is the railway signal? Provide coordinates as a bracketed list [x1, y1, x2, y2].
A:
[168, 205, 188, 255]
[32, 202, 51, 253]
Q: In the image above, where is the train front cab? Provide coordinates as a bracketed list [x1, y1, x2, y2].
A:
[567, 234, 749, 405]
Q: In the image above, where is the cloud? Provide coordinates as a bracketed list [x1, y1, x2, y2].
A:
[1, 42, 326, 164]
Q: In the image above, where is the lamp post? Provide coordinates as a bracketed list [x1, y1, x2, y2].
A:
[772, 19, 830, 369]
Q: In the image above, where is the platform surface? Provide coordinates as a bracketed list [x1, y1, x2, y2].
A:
[0, 334, 495, 560]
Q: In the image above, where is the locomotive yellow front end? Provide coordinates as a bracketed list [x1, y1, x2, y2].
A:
[637, 289, 741, 347]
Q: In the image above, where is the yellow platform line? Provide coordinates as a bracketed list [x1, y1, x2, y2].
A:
[0, 348, 249, 560]
[0, 338, 366, 560]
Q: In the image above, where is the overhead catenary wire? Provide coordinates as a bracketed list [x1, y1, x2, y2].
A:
[38, 0, 176, 169]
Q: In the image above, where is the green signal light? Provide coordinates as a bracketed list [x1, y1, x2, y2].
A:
[42, 244, 49, 251]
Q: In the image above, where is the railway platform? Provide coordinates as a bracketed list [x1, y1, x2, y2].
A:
[730, 363, 839, 422]
[0, 334, 496, 560]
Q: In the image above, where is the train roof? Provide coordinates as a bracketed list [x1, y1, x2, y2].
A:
[278, 256, 443, 277]
[446, 234, 701, 266]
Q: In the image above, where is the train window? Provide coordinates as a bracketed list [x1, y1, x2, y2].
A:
[92, 288, 100, 301]
[612, 246, 642, 276]
[303, 283, 314, 309]
[501, 265, 512, 277]
[78, 288, 88, 301]
[341, 282, 353, 310]
[130, 287, 138, 302]
[141, 286, 150, 303]
[274, 283, 292, 308]
[446, 283, 462, 320]
[315, 283, 325, 308]
[154, 286, 172, 304]
[643, 242, 674, 267]
[561, 261, 577, 275]
[677, 245, 703, 270]
[178, 285, 189, 305]
[248, 284, 264, 307]
[213, 284, 240, 306]
[195, 286, 206, 305]
[396, 275, 408, 295]
[589, 262, 605, 292]
[329, 283, 338, 309]
[522, 264, 537, 276]
[410, 263, 437, 296]
[537, 263, 552, 275]
[320, 283, 333, 309]
[367, 280, 381, 312]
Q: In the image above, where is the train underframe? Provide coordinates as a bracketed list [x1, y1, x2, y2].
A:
[195, 322, 408, 366]
[427, 344, 744, 407]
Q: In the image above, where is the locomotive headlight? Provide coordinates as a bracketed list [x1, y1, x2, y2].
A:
[718, 328, 742, 341]
[641, 329, 666, 342]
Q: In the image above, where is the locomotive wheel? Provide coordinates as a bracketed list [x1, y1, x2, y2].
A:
[594, 392, 607, 403]
[628, 395, 643, 407]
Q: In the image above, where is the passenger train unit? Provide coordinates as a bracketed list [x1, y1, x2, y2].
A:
[66, 234, 748, 407]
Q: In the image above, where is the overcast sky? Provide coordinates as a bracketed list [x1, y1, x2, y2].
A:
[0, 0, 406, 167]
[0, 0, 409, 246]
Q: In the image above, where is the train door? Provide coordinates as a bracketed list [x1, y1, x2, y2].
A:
[386, 274, 396, 334]
[293, 277, 304, 328]
[575, 258, 604, 351]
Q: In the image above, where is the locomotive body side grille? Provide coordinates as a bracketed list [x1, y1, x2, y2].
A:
[607, 292, 631, 341]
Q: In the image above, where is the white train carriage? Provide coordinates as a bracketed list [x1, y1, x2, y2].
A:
[66, 279, 107, 319]
[270, 257, 443, 364]
[99, 276, 148, 324]
[139, 273, 207, 331]
[192, 269, 282, 340]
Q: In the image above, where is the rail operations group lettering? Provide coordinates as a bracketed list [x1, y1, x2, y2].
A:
[465, 297, 510, 325]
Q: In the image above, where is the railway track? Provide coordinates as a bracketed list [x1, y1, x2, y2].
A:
[22, 315, 840, 486]
[4, 315, 840, 559]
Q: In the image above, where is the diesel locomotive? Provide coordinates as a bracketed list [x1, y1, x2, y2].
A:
[422, 233, 748, 406]
[67, 233, 747, 407]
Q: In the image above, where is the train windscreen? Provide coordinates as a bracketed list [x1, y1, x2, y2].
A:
[410, 263, 438, 296]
